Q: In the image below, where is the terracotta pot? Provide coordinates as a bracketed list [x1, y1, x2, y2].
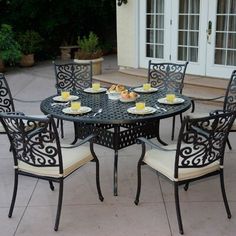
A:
[20, 54, 35, 67]
[0, 59, 5, 72]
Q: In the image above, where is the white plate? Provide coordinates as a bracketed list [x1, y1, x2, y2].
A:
[119, 95, 140, 103]
[53, 95, 79, 102]
[83, 88, 107, 93]
[127, 107, 157, 115]
[157, 97, 185, 105]
[133, 87, 158, 93]
[62, 106, 92, 115]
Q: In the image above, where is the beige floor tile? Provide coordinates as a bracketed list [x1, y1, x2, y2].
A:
[166, 202, 236, 236]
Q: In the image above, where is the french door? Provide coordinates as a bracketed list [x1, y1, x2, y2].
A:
[139, 0, 236, 78]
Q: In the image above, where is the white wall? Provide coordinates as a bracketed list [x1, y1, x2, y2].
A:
[116, 0, 139, 68]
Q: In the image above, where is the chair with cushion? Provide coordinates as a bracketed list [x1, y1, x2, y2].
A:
[134, 111, 235, 234]
[188, 70, 236, 149]
[0, 112, 103, 231]
[148, 60, 189, 141]
[53, 60, 93, 139]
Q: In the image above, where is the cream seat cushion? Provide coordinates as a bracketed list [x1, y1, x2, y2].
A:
[186, 112, 236, 131]
[144, 144, 220, 181]
[17, 144, 93, 178]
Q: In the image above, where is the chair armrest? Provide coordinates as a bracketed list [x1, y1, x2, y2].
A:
[209, 109, 225, 115]
[137, 137, 176, 151]
[61, 134, 97, 149]
[191, 125, 210, 138]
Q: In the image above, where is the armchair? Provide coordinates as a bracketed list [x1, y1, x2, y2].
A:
[0, 112, 103, 231]
[134, 111, 235, 234]
[148, 60, 189, 141]
[53, 60, 93, 139]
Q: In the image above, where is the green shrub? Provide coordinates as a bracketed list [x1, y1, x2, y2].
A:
[0, 24, 21, 65]
[17, 30, 43, 55]
[77, 32, 103, 59]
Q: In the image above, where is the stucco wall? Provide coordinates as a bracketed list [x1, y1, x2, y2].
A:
[116, 0, 138, 68]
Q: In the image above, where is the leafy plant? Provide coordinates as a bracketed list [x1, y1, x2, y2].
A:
[17, 30, 43, 55]
[77, 32, 103, 59]
[0, 24, 21, 65]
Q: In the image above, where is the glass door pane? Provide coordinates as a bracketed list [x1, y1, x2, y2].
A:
[146, 0, 165, 58]
[177, 0, 200, 62]
[215, 0, 236, 66]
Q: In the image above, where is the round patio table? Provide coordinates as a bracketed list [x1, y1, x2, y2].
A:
[41, 89, 191, 196]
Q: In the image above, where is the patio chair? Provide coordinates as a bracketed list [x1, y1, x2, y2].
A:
[188, 70, 236, 150]
[134, 111, 235, 234]
[53, 60, 93, 139]
[0, 112, 104, 231]
[148, 60, 189, 141]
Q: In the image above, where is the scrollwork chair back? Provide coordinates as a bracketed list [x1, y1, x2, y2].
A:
[148, 61, 189, 93]
[53, 61, 92, 93]
[0, 73, 15, 113]
[223, 70, 236, 112]
[175, 112, 236, 179]
[0, 113, 63, 173]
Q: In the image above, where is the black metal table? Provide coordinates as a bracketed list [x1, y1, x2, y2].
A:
[40, 90, 191, 195]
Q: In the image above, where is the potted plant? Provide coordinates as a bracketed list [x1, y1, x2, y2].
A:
[17, 30, 43, 67]
[75, 32, 103, 75]
[0, 24, 21, 72]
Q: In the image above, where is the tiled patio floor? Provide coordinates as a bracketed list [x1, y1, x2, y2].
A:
[0, 55, 236, 235]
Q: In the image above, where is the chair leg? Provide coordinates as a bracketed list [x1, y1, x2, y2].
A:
[90, 142, 104, 201]
[156, 120, 168, 146]
[54, 180, 64, 231]
[171, 116, 176, 140]
[71, 122, 78, 145]
[60, 119, 64, 139]
[226, 138, 232, 150]
[49, 181, 55, 191]
[220, 170, 231, 219]
[8, 170, 18, 218]
[134, 161, 142, 205]
[174, 182, 184, 234]
[95, 157, 104, 202]
[56, 119, 60, 128]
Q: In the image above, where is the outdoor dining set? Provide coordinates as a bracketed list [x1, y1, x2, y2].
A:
[0, 60, 236, 234]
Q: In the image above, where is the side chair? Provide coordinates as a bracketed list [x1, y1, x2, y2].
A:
[134, 111, 235, 234]
[188, 70, 236, 149]
[52, 60, 93, 139]
[0, 112, 104, 231]
[148, 60, 189, 142]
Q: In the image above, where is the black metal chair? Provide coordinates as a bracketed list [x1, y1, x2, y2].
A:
[134, 111, 235, 234]
[0, 112, 103, 231]
[53, 60, 93, 139]
[148, 60, 189, 141]
[189, 70, 236, 150]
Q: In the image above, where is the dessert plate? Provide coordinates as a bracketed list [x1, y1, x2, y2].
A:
[127, 107, 157, 115]
[62, 106, 92, 115]
[83, 88, 107, 93]
[157, 97, 185, 105]
[53, 95, 79, 102]
[133, 87, 158, 93]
